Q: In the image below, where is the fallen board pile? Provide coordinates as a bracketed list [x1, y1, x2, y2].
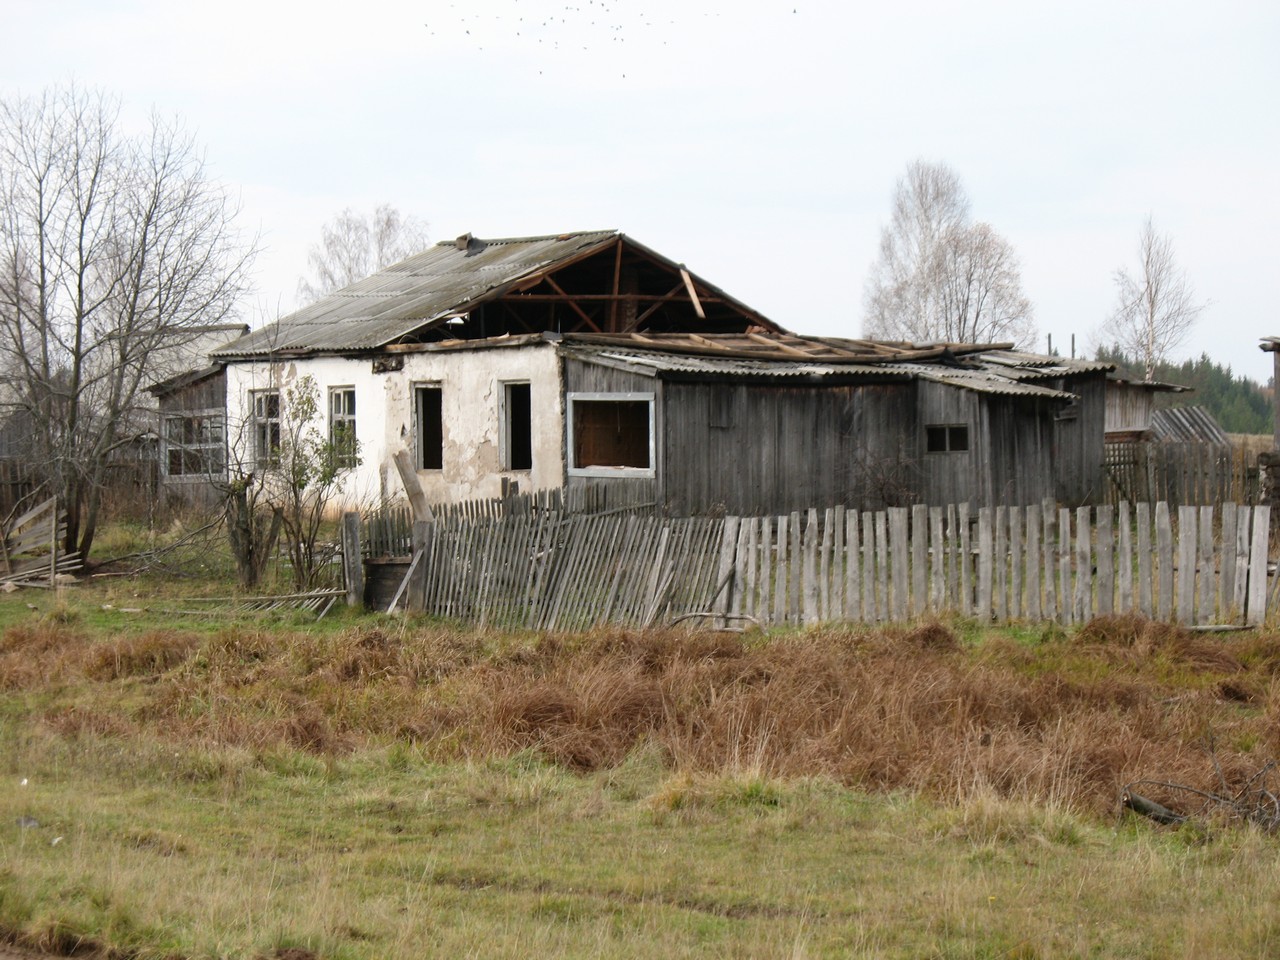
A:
[0, 498, 80, 588]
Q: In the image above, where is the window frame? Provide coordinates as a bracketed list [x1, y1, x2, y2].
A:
[566, 391, 656, 479]
[161, 408, 227, 481]
[500, 380, 533, 472]
[924, 423, 970, 454]
[249, 389, 281, 467]
[328, 385, 358, 470]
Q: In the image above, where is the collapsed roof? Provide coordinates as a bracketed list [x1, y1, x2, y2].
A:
[217, 231, 782, 359]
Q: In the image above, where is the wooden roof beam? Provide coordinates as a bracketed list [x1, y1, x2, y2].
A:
[543, 275, 602, 332]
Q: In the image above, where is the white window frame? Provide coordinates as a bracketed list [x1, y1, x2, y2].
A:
[161, 409, 227, 481]
[250, 389, 280, 467]
[567, 392, 656, 479]
[328, 385, 358, 470]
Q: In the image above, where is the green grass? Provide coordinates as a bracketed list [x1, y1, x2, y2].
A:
[4, 574, 1280, 957]
[4, 735, 1280, 959]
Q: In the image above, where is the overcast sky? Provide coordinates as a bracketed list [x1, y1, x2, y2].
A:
[5, 0, 1277, 380]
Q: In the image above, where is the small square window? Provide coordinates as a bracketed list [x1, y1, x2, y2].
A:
[926, 423, 968, 453]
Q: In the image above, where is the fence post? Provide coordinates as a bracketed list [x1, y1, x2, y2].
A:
[341, 511, 363, 608]
[409, 520, 431, 613]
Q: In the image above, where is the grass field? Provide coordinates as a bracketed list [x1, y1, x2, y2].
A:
[3, 581, 1280, 958]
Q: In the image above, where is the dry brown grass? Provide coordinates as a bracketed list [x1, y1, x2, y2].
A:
[8, 615, 1280, 816]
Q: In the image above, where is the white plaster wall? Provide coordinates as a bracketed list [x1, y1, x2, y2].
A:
[393, 342, 565, 502]
[224, 341, 565, 510]
[224, 356, 386, 508]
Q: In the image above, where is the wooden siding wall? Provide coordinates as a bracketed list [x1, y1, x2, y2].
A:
[157, 371, 226, 416]
[1052, 373, 1107, 506]
[659, 379, 913, 515]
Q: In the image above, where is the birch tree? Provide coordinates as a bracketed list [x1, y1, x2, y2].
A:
[1100, 217, 1205, 380]
[0, 85, 255, 559]
[863, 160, 1034, 347]
[296, 204, 429, 303]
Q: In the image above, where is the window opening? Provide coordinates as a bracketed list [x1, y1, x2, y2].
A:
[568, 393, 655, 477]
[415, 385, 443, 470]
[503, 382, 532, 471]
[926, 424, 969, 453]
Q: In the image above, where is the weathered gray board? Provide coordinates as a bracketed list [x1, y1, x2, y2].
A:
[365, 500, 1275, 629]
[0, 498, 80, 586]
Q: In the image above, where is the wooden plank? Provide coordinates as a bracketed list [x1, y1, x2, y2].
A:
[392, 449, 435, 522]
[1096, 505, 1114, 617]
[1220, 502, 1238, 621]
[1247, 505, 1271, 627]
[802, 509, 820, 625]
[1058, 508, 1073, 625]
[832, 506, 846, 619]
[1136, 502, 1153, 617]
[912, 504, 928, 618]
[712, 516, 741, 625]
[1155, 502, 1173, 621]
[1197, 507, 1214, 625]
[845, 511, 861, 622]
[773, 515, 789, 623]
[789, 511, 803, 624]
[1074, 507, 1091, 624]
[1176, 505, 1197, 625]
[1235, 505, 1251, 617]
[818, 508, 834, 621]
[875, 512, 889, 622]
[1025, 505, 1041, 622]
[1117, 502, 1133, 613]
[889, 508, 908, 621]
[975, 508, 993, 621]
[929, 507, 944, 613]
[862, 511, 875, 622]
[1008, 506, 1022, 620]
[341, 512, 363, 607]
[1042, 501, 1057, 621]
[946, 504, 959, 613]
[993, 506, 1007, 622]
[958, 503, 971, 617]
[759, 517, 774, 624]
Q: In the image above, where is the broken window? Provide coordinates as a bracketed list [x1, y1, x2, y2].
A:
[415, 384, 443, 470]
[163, 411, 226, 478]
[250, 390, 280, 466]
[502, 382, 532, 471]
[569, 393, 654, 476]
[925, 424, 969, 453]
[329, 387, 358, 469]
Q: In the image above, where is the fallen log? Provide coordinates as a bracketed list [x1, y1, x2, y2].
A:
[1122, 789, 1187, 826]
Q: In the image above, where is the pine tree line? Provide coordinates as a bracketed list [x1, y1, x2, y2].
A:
[1095, 346, 1273, 436]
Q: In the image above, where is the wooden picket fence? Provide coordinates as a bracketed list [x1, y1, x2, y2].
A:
[364, 499, 1276, 629]
[1104, 442, 1259, 508]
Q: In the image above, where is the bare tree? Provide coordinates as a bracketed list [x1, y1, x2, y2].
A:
[0, 85, 255, 560]
[863, 160, 1034, 347]
[297, 204, 429, 303]
[1100, 217, 1206, 381]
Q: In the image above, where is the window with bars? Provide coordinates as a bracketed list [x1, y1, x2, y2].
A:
[329, 386, 357, 469]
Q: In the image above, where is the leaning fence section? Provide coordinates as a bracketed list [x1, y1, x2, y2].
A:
[364, 499, 1276, 628]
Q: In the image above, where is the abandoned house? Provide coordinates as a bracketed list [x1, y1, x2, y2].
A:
[191, 230, 1112, 514]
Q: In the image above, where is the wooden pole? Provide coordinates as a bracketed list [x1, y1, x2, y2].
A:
[341, 511, 364, 608]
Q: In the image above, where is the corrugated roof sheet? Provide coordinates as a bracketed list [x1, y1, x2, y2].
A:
[218, 231, 622, 357]
[1148, 405, 1230, 444]
[562, 343, 1079, 400]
